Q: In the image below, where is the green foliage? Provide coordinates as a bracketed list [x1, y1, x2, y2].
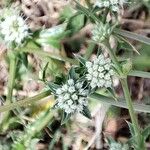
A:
[0, 1, 150, 149]
[107, 138, 129, 150]
[36, 24, 68, 49]
[66, 13, 85, 35]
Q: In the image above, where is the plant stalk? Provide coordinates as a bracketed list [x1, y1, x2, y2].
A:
[7, 54, 17, 103]
[120, 79, 141, 138]
[105, 42, 144, 148]
[0, 52, 17, 131]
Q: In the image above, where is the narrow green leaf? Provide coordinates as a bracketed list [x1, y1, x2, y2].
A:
[90, 93, 150, 113]
[0, 90, 51, 113]
[114, 29, 150, 45]
[128, 70, 150, 78]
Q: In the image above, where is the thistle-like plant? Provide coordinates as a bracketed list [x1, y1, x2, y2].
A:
[0, 7, 30, 47]
[0, 1, 150, 149]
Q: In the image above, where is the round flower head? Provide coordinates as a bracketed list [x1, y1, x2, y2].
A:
[55, 79, 89, 114]
[92, 23, 112, 42]
[94, 0, 128, 12]
[86, 54, 114, 89]
[0, 8, 29, 47]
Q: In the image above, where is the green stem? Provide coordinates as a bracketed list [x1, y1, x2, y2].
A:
[0, 90, 51, 113]
[0, 52, 17, 131]
[121, 79, 141, 136]
[105, 42, 144, 148]
[104, 41, 122, 74]
[7, 54, 17, 102]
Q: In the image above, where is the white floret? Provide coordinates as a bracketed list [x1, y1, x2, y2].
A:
[71, 94, 78, 100]
[55, 79, 89, 114]
[62, 84, 68, 91]
[64, 93, 70, 100]
[0, 14, 29, 46]
[68, 86, 75, 93]
[86, 54, 114, 89]
[86, 61, 92, 68]
[56, 88, 63, 95]
[68, 79, 74, 85]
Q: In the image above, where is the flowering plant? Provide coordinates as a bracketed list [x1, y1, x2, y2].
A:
[0, 1, 150, 149]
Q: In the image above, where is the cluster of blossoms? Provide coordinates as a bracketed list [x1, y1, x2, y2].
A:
[92, 23, 112, 42]
[86, 54, 114, 89]
[0, 8, 29, 46]
[55, 79, 89, 114]
[94, 0, 127, 12]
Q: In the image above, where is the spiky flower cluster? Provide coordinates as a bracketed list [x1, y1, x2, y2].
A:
[95, 0, 127, 12]
[0, 8, 29, 46]
[86, 54, 114, 89]
[92, 23, 112, 42]
[55, 79, 89, 114]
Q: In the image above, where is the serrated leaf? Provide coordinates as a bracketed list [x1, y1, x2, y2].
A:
[61, 112, 71, 125]
[81, 106, 92, 119]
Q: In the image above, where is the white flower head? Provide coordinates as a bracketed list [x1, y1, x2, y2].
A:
[0, 7, 30, 47]
[55, 79, 89, 114]
[86, 54, 114, 89]
[92, 23, 112, 42]
[94, 0, 128, 12]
